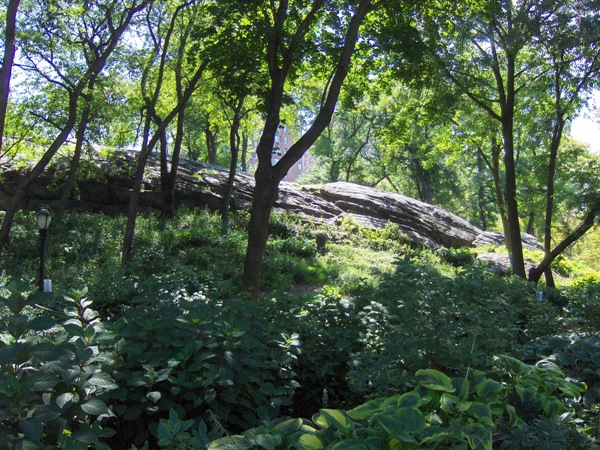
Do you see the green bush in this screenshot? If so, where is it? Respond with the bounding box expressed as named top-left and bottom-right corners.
top-left (105, 291), bottom-right (299, 447)
top-left (346, 258), bottom-right (562, 398)
top-left (0, 281), bottom-right (118, 449)
top-left (209, 357), bottom-right (592, 450)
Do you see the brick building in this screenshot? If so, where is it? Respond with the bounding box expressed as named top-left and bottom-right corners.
top-left (248, 124), bottom-right (318, 182)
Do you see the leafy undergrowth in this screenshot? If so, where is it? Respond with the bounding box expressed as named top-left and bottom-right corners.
top-left (0, 209), bottom-right (599, 448)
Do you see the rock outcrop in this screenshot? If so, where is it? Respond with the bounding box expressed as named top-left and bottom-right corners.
top-left (0, 154), bottom-right (542, 253)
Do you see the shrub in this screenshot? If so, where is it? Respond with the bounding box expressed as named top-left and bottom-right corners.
top-left (0, 281), bottom-right (118, 449)
top-left (105, 292), bottom-right (299, 447)
top-left (209, 356), bottom-right (593, 450)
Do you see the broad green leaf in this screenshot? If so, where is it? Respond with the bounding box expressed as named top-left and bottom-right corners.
top-left (208, 435), bottom-right (255, 450)
top-left (319, 409), bottom-right (354, 432)
top-left (330, 439), bottom-right (370, 449)
top-left (254, 434), bottom-right (283, 449)
top-left (399, 390), bottom-right (431, 409)
top-left (374, 408), bottom-right (425, 443)
top-left (80, 398), bottom-right (110, 416)
top-left (440, 393), bottom-right (471, 413)
top-left (86, 372), bottom-right (118, 390)
top-left (57, 392), bottom-right (79, 409)
top-left (272, 418), bottom-right (303, 434)
top-left (465, 424), bottom-right (492, 450)
top-left (475, 379), bottom-right (503, 399)
top-left (467, 402), bottom-right (493, 426)
top-left (515, 385), bottom-right (537, 404)
top-left (297, 433), bottom-right (324, 450)
top-left (506, 404), bottom-right (520, 428)
top-left (348, 400), bottom-right (382, 421)
top-left (147, 391), bottom-right (162, 403)
top-left (452, 377), bottom-right (469, 401)
top-left (28, 315), bottom-right (57, 332)
top-left (415, 369), bottom-right (454, 392)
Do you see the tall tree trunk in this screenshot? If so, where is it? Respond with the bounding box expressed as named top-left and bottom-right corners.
top-left (221, 98), bottom-right (244, 235)
top-left (159, 128), bottom-right (168, 193)
top-left (163, 109), bottom-right (186, 217)
top-left (476, 148), bottom-right (488, 230)
top-left (529, 202), bottom-right (600, 283)
top-left (205, 126), bottom-right (218, 164)
top-left (122, 58), bottom-right (209, 262)
top-left (240, 129), bottom-right (248, 173)
top-left (56, 80), bottom-right (96, 217)
top-left (122, 113), bottom-right (154, 264)
top-left (490, 139), bottom-right (511, 250)
top-left (241, 0), bottom-right (376, 298)
top-left (414, 159), bottom-right (433, 204)
top-left (0, 93), bottom-right (78, 245)
top-left (526, 211), bottom-right (535, 235)
top-left (496, 49), bottom-right (525, 277)
top-left (0, 0), bottom-right (20, 157)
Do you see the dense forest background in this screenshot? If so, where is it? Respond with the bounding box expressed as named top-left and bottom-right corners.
top-left (1, 0), bottom-right (600, 448)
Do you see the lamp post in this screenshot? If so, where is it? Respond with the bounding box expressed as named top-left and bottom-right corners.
top-left (37, 209), bottom-right (52, 292)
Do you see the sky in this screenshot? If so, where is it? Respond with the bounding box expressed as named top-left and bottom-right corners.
top-left (569, 91), bottom-right (600, 154)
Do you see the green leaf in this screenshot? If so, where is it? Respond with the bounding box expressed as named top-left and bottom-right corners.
top-left (208, 435), bottom-right (255, 450)
top-left (80, 398), bottom-right (110, 416)
top-left (272, 418), bottom-right (303, 434)
top-left (296, 433), bottom-right (324, 450)
top-left (505, 404), bottom-right (520, 428)
top-left (515, 385), bottom-right (537, 404)
top-left (86, 372), bottom-right (118, 390)
top-left (440, 393), bottom-right (471, 413)
top-left (28, 315), bottom-right (57, 332)
top-left (57, 392), bottom-right (80, 409)
top-left (319, 409), bottom-right (354, 432)
top-left (475, 379), bottom-right (503, 399)
top-left (254, 434), bottom-right (283, 449)
top-left (467, 402), bottom-right (493, 426)
top-left (415, 369), bottom-right (454, 392)
top-left (147, 391), bottom-right (162, 403)
top-left (374, 408), bottom-right (425, 443)
top-left (348, 400), bottom-right (382, 420)
top-left (330, 439), bottom-right (370, 449)
top-left (63, 324), bottom-right (84, 338)
top-left (465, 424), bottom-right (492, 450)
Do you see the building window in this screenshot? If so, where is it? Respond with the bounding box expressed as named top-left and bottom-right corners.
top-left (297, 162), bottom-right (302, 170)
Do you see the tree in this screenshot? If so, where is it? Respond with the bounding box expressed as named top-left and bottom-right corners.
top-left (527, 0), bottom-right (600, 284)
top-left (233, 0), bottom-right (384, 298)
top-left (0, 0), bottom-right (150, 246)
top-left (0, 0), bottom-right (20, 157)
top-left (121, 0), bottom-right (209, 262)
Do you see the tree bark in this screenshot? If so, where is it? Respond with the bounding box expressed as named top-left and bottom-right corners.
top-left (0, 0), bottom-right (149, 247)
top-left (122, 58), bottom-right (209, 263)
top-left (241, 0), bottom-right (377, 298)
top-left (56, 80), bottom-right (96, 217)
top-left (205, 126), bottom-right (218, 164)
top-left (220, 98), bottom-right (244, 235)
top-left (529, 203), bottom-right (600, 283)
top-left (0, 0), bottom-right (20, 157)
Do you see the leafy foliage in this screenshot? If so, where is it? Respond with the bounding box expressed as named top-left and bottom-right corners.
top-left (210, 359), bottom-right (592, 449)
top-left (1, 209), bottom-right (598, 447)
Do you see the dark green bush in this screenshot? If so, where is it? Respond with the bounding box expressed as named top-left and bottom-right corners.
top-left (105, 291), bottom-right (299, 447)
top-left (0, 281), bottom-right (118, 449)
top-left (209, 357), bottom-right (593, 450)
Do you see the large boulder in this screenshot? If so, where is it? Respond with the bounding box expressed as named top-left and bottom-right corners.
top-left (0, 154), bottom-right (541, 253)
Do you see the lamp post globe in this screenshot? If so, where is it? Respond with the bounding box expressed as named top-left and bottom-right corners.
top-left (37, 209), bottom-right (51, 291)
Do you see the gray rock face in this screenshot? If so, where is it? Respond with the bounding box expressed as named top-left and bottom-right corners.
top-left (0, 154), bottom-right (541, 254)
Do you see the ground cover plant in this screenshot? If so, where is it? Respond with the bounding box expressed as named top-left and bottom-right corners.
top-left (0, 209), bottom-right (599, 448)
